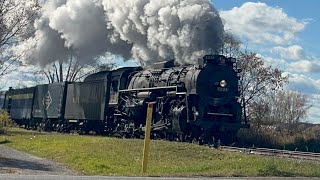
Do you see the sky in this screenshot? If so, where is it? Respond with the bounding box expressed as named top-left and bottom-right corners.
top-left (212, 0), bottom-right (320, 123)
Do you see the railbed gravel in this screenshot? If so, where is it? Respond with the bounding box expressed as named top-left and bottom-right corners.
top-left (0, 145), bottom-right (79, 175)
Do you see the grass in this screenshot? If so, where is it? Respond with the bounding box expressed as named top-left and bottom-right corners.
top-left (1, 128), bottom-right (320, 177)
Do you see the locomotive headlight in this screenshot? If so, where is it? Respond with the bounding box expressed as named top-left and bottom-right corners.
top-left (220, 80), bottom-right (227, 87)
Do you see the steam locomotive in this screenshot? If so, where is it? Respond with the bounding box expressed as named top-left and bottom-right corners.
top-left (0, 55), bottom-right (248, 144)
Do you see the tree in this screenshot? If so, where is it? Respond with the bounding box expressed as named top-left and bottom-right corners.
top-left (250, 90), bottom-right (311, 133)
top-left (220, 32), bottom-right (242, 58)
top-left (0, 0), bottom-right (39, 78)
top-left (238, 52), bottom-right (288, 106)
top-left (273, 91), bottom-right (310, 131)
top-left (37, 55), bottom-right (116, 83)
top-left (220, 33), bottom-right (288, 121)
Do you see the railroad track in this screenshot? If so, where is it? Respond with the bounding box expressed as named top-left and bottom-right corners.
top-left (220, 146), bottom-right (320, 162)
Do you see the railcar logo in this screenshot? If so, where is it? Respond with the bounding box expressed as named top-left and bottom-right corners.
top-left (43, 91), bottom-right (52, 110)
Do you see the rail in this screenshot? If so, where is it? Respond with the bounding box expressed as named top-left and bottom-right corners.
top-left (220, 146), bottom-right (320, 161)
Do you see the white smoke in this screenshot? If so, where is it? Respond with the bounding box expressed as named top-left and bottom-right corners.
top-left (15, 0), bottom-right (224, 66)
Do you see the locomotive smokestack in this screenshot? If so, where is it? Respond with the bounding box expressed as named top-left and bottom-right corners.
top-left (15, 0), bottom-right (224, 67)
top-left (152, 60), bottom-right (175, 69)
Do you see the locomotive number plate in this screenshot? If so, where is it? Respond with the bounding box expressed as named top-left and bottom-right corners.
top-left (217, 87), bottom-right (229, 92)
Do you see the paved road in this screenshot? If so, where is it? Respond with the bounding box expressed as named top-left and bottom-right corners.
top-left (0, 145), bottom-right (77, 175)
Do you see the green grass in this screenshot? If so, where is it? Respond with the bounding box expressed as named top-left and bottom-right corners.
top-left (1, 128), bottom-right (320, 177)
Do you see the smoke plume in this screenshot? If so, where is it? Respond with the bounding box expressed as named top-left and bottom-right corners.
top-left (16, 0), bottom-right (224, 66)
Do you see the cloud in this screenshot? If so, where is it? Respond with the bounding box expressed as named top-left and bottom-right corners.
top-left (279, 75), bottom-right (320, 123)
top-left (220, 2), bottom-right (307, 45)
top-left (271, 45), bottom-right (305, 60)
top-left (307, 106), bottom-right (320, 123)
top-left (288, 60), bottom-right (320, 73)
top-left (0, 65), bottom-right (44, 90)
top-left (219, 2), bottom-right (319, 123)
top-left (256, 54), bottom-right (286, 67)
top-left (305, 94), bottom-right (320, 123)
top-left (285, 73), bottom-right (320, 94)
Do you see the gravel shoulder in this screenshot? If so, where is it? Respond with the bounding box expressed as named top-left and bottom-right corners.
top-left (0, 145), bottom-right (78, 175)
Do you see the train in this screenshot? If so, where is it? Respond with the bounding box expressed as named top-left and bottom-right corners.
top-left (0, 55), bottom-right (249, 144)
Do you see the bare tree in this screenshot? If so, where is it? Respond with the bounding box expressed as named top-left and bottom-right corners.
top-left (274, 91), bottom-right (311, 131)
top-left (249, 96), bottom-right (272, 131)
top-left (39, 55), bottom-right (116, 83)
top-left (220, 33), bottom-right (288, 124)
top-left (220, 32), bottom-right (242, 58)
top-left (0, 0), bottom-right (39, 78)
top-left (250, 91), bottom-right (311, 133)
top-left (238, 52), bottom-right (288, 106)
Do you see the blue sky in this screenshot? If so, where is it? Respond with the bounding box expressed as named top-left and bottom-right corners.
top-left (212, 1), bottom-right (320, 123)
top-left (214, 0), bottom-right (320, 56)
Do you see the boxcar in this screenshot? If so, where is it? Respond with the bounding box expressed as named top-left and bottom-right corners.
top-left (4, 87), bottom-right (35, 126)
top-left (64, 71), bottom-right (110, 133)
top-left (32, 82), bottom-right (68, 130)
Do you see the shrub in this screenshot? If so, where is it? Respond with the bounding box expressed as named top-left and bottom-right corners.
top-left (0, 109), bottom-right (12, 134)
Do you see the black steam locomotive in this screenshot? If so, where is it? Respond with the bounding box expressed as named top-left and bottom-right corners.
top-left (0, 55), bottom-right (248, 144)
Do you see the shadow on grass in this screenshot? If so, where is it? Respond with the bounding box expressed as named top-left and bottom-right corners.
top-left (258, 162), bottom-right (298, 177)
top-left (6, 129), bottom-right (45, 136)
top-left (0, 139), bottom-right (10, 145)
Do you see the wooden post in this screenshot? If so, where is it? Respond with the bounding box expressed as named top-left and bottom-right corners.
top-left (142, 102), bottom-right (155, 173)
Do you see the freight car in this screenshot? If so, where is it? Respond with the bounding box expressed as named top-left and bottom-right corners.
top-left (32, 82), bottom-right (69, 131)
top-left (0, 55), bottom-right (248, 144)
top-left (3, 87), bottom-right (35, 127)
